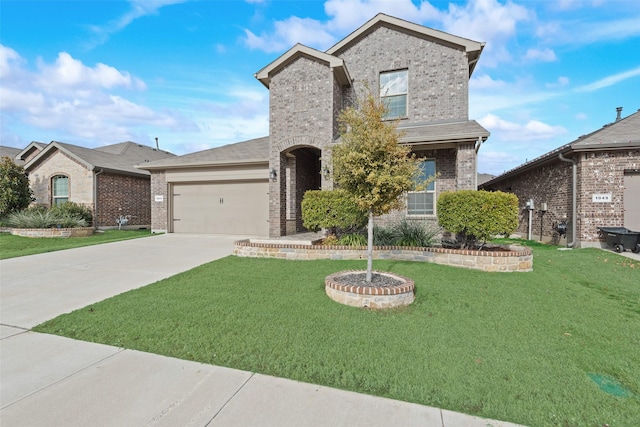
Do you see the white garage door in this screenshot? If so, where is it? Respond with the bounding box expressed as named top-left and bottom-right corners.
top-left (172, 181), bottom-right (269, 235)
top-left (624, 171), bottom-right (640, 231)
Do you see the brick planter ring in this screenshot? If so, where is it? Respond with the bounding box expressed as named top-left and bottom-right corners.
top-left (325, 270), bottom-right (415, 309)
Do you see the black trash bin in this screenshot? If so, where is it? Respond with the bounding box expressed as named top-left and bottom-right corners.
top-left (598, 227), bottom-right (640, 253)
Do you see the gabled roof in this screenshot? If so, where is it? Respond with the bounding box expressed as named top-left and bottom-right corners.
top-left (326, 13), bottom-right (485, 77)
top-left (255, 44), bottom-right (351, 88)
top-left (137, 136), bottom-right (269, 170)
top-left (14, 141), bottom-right (47, 165)
top-left (480, 109), bottom-right (640, 188)
top-left (25, 141), bottom-right (175, 177)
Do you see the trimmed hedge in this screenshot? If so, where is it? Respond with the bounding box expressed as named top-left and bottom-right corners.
top-left (437, 190), bottom-right (518, 248)
top-left (301, 189), bottom-right (367, 235)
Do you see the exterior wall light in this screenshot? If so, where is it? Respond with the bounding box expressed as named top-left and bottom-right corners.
top-left (322, 166), bottom-right (330, 178)
top-left (269, 168), bottom-right (277, 181)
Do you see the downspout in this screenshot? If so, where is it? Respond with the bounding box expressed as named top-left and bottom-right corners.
top-left (558, 153), bottom-right (576, 247)
top-left (93, 168), bottom-right (103, 230)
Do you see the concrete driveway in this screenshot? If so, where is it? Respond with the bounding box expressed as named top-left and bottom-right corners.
top-left (0, 233), bottom-right (523, 427)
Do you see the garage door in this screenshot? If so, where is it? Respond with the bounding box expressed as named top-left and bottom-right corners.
top-left (624, 171), bottom-right (640, 230)
top-left (172, 181), bottom-right (269, 235)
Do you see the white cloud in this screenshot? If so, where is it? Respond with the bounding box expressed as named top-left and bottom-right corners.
top-left (575, 112), bottom-right (587, 120)
top-left (324, 0), bottom-right (441, 33)
top-left (575, 66), bottom-right (640, 92)
top-left (470, 73), bottom-right (506, 90)
top-left (0, 46), bottom-right (197, 147)
top-left (35, 52), bottom-right (146, 92)
top-left (545, 76), bottom-right (569, 89)
top-left (441, 0), bottom-right (532, 66)
top-left (86, 0), bottom-right (188, 48)
top-left (244, 17), bottom-right (336, 52)
top-left (525, 48), bottom-right (557, 62)
top-left (479, 113), bottom-right (568, 141)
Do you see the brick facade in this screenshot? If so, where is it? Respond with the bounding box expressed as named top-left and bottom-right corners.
top-left (482, 149), bottom-right (640, 247)
top-left (335, 25), bottom-right (469, 122)
top-left (28, 150), bottom-right (94, 209)
top-left (150, 171), bottom-right (168, 233)
top-left (96, 173), bottom-right (151, 228)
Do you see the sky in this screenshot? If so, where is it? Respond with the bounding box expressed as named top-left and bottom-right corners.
top-left (1, 0), bottom-right (639, 176)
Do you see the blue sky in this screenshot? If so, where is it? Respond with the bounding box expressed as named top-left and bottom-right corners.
top-left (1, 0), bottom-right (639, 175)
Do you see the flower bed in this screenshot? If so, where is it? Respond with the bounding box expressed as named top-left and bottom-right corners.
top-left (9, 227), bottom-right (94, 238)
top-left (234, 240), bottom-right (533, 272)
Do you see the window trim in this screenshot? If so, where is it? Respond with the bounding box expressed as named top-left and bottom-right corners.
top-left (380, 69), bottom-right (408, 120)
top-left (407, 159), bottom-right (436, 217)
top-left (52, 175), bottom-right (69, 206)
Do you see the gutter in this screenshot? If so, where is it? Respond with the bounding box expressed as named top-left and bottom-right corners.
top-left (558, 153), bottom-right (576, 248)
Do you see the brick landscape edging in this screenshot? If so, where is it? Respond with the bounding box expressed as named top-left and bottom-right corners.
top-left (9, 227), bottom-right (94, 238)
top-left (234, 240), bottom-right (533, 272)
top-left (325, 270), bottom-right (415, 309)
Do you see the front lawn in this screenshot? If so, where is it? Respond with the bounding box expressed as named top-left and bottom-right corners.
top-left (34, 244), bottom-right (640, 426)
top-left (0, 230), bottom-right (154, 259)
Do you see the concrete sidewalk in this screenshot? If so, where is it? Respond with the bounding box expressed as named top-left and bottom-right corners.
top-left (1, 234), bottom-right (525, 426)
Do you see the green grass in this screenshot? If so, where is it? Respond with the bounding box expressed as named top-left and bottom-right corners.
top-left (34, 244), bottom-right (640, 426)
top-left (0, 230), bottom-right (154, 259)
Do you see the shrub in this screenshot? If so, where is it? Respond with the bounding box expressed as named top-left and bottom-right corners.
top-left (373, 225), bottom-right (395, 246)
top-left (391, 219), bottom-right (441, 247)
top-left (0, 156), bottom-right (34, 218)
top-left (437, 190), bottom-right (518, 249)
top-left (51, 202), bottom-right (93, 224)
top-left (322, 235), bottom-right (340, 246)
top-left (301, 189), bottom-right (367, 235)
top-left (338, 233), bottom-right (368, 247)
top-left (5, 207), bottom-right (88, 228)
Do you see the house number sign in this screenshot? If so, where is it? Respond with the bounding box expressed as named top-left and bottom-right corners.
top-left (154, 195), bottom-right (164, 202)
top-left (592, 194), bottom-right (611, 203)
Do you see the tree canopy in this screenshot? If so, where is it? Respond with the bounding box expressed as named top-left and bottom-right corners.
top-left (0, 156), bottom-right (34, 218)
top-left (332, 91), bottom-right (423, 282)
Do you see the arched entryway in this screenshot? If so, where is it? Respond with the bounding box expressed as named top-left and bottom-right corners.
top-left (283, 146), bottom-right (322, 235)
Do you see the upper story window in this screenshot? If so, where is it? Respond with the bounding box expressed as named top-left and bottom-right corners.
top-left (380, 69), bottom-right (408, 119)
top-left (407, 159), bottom-right (436, 216)
top-left (52, 175), bottom-right (69, 206)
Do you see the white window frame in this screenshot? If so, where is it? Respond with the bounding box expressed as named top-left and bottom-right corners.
top-left (380, 69), bottom-right (408, 120)
top-left (407, 160), bottom-right (436, 216)
top-left (52, 175), bottom-right (69, 206)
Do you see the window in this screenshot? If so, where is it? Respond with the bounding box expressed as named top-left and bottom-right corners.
top-left (380, 70), bottom-right (408, 119)
top-left (52, 175), bottom-right (69, 206)
top-left (407, 160), bottom-right (435, 215)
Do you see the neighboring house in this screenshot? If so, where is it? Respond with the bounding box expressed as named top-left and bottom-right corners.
top-left (1, 146), bottom-right (25, 165)
top-left (479, 108), bottom-right (640, 248)
top-left (15, 141), bottom-right (175, 228)
top-left (140, 13), bottom-right (489, 237)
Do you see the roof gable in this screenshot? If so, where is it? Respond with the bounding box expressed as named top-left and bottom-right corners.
top-left (255, 43), bottom-right (351, 88)
top-left (24, 141), bottom-right (176, 177)
top-left (326, 13), bottom-right (484, 76)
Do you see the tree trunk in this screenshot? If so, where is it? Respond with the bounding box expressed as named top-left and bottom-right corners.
top-left (366, 208), bottom-right (373, 283)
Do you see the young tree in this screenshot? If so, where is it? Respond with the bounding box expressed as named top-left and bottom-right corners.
top-left (332, 92), bottom-right (423, 283)
top-left (0, 156), bottom-right (34, 218)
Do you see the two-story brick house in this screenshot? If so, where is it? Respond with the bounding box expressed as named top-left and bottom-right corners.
top-left (14, 140), bottom-right (175, 228)
top-left (140, 13), bottom-right (489, 237)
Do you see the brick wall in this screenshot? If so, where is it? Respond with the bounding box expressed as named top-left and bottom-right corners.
top-left (268, 55), bottom-right (336, 236)
top-left (335, 24), bottom-right (469, 123)
top-left (150, 171), bottom-right (168, 232)
top-left (578, 149), bottom-right (640, 243)
top-left (28, 150), bottom-right (94, 208)
top-left (482, 149), bottom-right (640, 246)
top-left (96, 173), bottom-right (150, 228)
